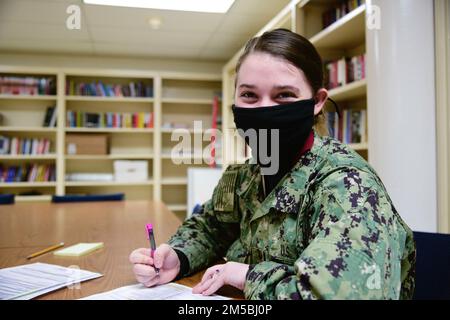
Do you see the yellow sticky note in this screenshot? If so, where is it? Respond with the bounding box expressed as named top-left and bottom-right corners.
top-left (54, 242), bottom-right (104, 257)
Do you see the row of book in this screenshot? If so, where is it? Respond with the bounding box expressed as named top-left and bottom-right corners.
top-left (66, 111), bottom-right (154, 128)
top-left (0, 136), bottom-right (52, 155)
top-left (66, 80), bottom-right (153, 97)
top-left (0, 164), bottom-right (56, 183)
top-left (325, 54), bottom-right (366, 90)
top-left (328, 109), bottom-right (367, 144)
top-left (322, 0), bottom-right (365, 29)
top-left (0, 76), bottom-right (56, 96)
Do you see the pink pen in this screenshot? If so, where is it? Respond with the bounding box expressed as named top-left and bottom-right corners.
top-left (146, 223), bottom-right (160, 275)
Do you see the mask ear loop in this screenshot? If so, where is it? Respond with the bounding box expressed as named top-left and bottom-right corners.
top-left (327, 97), bottom-right (341, 118)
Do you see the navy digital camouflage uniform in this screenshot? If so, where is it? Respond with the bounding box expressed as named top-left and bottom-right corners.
top-left (167, 131), bottom-right (416, 299)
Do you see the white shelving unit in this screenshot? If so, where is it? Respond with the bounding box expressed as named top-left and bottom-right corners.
top-left (159, 76), bottom-right (221, 214)
top-left (0, 68), bottom-right (221, 213)
top-left (0, 182), bottom-right (57, 187)
top-left (0, 71), bottom-right (58, 201)
top-left (0, 127), bottom-right (58, 132)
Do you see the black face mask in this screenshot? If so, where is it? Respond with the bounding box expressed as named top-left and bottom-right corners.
top-left (232, 98), bottom-right (315, 181)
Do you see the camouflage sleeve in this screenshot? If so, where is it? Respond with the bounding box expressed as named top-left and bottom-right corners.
top-left (244, 167), bottom-right (411, 300)
top-left (167, 167), bottom-right (241, 276)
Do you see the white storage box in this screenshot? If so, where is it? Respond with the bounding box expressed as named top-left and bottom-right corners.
top-left (113, 160), bottom-right (148, 182)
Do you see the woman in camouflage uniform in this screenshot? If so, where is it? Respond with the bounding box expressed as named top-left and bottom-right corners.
top-left (129, 28), bottom-right (415, 300)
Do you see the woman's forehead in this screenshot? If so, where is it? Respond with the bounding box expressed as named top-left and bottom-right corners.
top-left (237, 52), bottom-right (307, 88)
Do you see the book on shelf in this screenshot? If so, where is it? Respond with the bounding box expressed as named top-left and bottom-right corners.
top-left (0, 136), bottom-right (51, 155)
top-left (325, 54), bottom-right (366, 90)
top-left (322, 0), bottom-right (365, 29)
top-left (66, 80), bottom-right (153, 98)
top-left (0, 163), bottom-right (56, 183)
top-left (85, 113), bottom-right (101, 128)
top-left (0, 75), bottom-right (56, 95)
top-left (328, 109), bottom-right (367, 145)
top-left (66, 111), bottom-right (154, 129)
top-left (0, 135), bottom-right (8, 154)
top-left (65, 173), bottom-right (114, 182)
top-left (43, 105), bottom-right (57, 127)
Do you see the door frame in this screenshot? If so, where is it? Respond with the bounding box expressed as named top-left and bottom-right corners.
top-left (435, 0), bottom-right (450, 233)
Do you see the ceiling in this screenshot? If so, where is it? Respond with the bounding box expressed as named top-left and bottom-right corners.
top-left (0, 0), bottom-right (291, 62)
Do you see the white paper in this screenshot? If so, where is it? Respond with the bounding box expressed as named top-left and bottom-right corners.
top-left (81, 283), bottom-right (230, 300)
top-left (0, 262), bottom-right (102, 300)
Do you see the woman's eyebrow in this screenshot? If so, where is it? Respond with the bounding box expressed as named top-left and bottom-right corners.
top-left (273, 85), bottom-right (300, 94)
top-left (238, 84), bottom-right (256, 89)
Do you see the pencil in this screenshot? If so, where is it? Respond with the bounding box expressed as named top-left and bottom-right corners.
top-left (26, 242), bottom-right (65, 259)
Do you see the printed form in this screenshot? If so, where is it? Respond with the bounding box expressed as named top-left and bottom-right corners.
top-left (81, 283), bottom-right (230, 300)
top-left (0, 262), bottom-right (102, 300)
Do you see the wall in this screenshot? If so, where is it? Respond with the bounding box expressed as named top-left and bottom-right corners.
top-left (0, 51), bottom-right (223, 75)
top-left (366, 0), bottom-right (437, 232)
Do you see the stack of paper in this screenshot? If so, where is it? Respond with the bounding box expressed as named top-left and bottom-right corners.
top-left (0, 262), bottom-right (102, 300)
top-left (81, 283), bottom-right (230, 300)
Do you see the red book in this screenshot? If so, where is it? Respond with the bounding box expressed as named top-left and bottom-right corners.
top-left (44, 166), bottom-right (50, 182)
top-left (210, 96), bottom-right (219, 168)
top-left (132, 113), bottom-right (137, 128)
top-left (338, 111), bottom-right (344, 142)
top-left (146, 113), bottom-right (154, 128)
top-left (37, 139), bottom-right (44, 154)
top-left (114, 85), bottom-right (121, 97)
top-left (44, 139), bottom-right (50, 154)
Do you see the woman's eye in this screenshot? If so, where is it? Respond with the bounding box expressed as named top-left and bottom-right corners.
top-left (277, 92), bottom-right (296, 99)
top-left (240, 92), bottom-right (256, 99)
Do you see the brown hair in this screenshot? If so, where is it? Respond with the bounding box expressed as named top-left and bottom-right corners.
top-left (235, 28), bottom-right (328, 135)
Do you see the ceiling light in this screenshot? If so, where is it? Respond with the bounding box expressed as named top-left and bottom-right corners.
top-left (148, 17), bottom-right (162, 30)
top-left (83, 0), bottom-right (235, 13)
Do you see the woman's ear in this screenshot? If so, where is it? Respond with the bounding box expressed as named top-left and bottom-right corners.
top-left (313, 88), bottom-right (328, 116)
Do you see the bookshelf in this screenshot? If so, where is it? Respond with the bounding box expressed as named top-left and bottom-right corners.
top-left (0, 95), bottom-right (57, 101)
top-left (0, 181), bottom-right (57, 188)
top-left (65, 96), bottom-right (154, 103)
top-left (222, 0), bottom-right (369, 167)
top-left (0, 68), bottom-right (221, 213)
top-left (0, 154), bottom-right (57, 160)
top-left (160, 77), bottom-right (221, 215)
top-left (0, 72), bottom-right (58, 201)
top-left (65, 128), bottom-right (154, 133)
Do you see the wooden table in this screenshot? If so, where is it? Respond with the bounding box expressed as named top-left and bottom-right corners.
top-left (0, 201), bottom-right (243, 299)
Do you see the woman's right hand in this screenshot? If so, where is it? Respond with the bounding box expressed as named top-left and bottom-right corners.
top-left (129, 244), bottom-right (180, 287)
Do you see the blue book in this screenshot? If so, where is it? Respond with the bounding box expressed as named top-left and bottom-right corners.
top-left (90, 83), bottom-right (97, 96)
top-left (6, 167), bottom-right (15, 182)
top-left (145, 85), bottom-right (153, 97)
top-left (52, 193), bottom-right (124, 203)
top-left (106, 85), bottom-right (114, 97)
top-left (98, 81), bottom-right (106, 96)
